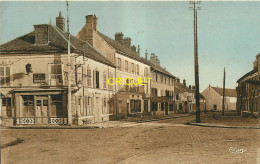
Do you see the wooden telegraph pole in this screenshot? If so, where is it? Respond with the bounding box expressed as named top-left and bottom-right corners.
top-left (190, 1), bottom-right (201, 123)
top-left (222, 67), bottom-right (226, 116)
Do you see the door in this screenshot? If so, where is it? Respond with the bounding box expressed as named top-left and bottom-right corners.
top-left (144, 100), bottom-right (148, 112)
top-left (213, 104), bottom-right (217, 111)
top-left (35, 96), bottom-right (48, 124)
top-left (165, 102), bottom-right (168, 115)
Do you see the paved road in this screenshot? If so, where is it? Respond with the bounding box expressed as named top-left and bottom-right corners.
top-left (1, 115), bottom-right (259, 164)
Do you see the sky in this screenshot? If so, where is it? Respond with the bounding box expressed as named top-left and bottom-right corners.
top-left (0, 1), bottom-right (259, 91)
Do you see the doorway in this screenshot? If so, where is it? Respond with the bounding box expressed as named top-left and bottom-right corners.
top-left (35, 96), bottom-right (48, 124)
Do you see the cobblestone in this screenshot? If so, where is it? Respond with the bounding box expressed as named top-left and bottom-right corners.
top-left (1, 115), bottom-right (259, 164)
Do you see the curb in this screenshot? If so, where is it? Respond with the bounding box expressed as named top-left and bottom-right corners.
top-left (186, 122), bottom-right (260, 129)
top-left (4, 126), bottom-right (99, 129)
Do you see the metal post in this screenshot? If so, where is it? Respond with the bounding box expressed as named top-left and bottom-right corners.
top-left (66, 0), bottom-right (72, 125)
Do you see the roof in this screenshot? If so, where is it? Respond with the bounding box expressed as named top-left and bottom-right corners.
top-left (237, 69), bottom-right (258, 83)
top-left (0, 24), bottom-right (115, 67)
top-left (98, 31), bottom-right (176, 78)
top-left (175, 82), bottom-right (192, 93)
top-left (211, 87), bottom-right (237, 97)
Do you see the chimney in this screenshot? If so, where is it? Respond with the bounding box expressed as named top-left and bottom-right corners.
top-left (77, 15), bottom-right (98, 45)
top-left (123, 37), bottom-right (131, 48)
top-left (189, 85), bottom-right (191, 89)
top-left (131, 45), bottom-right (136, 52)
top-left (145, 49), bottom-right (148, 60)
top-left (137, 45), bottom-right (140, 56)
top-left (177, 78), bottom-right (180, 83)
top-left (156, 58), bottom-right (160, 67)
top-left (56, 11), bottom-right (65, 31)
top-left (253, 60), bottom-right (257, 69)
top-left (192, 85), bottom-right (195, 90)
top-left (150, 53), bottom-right (156, 65)
top-left (115, 32), bottom-right (124, 44)
top-left (34, 25), bottom-right (49, 45)
top-left (183, 79), bottom-right (186, 86)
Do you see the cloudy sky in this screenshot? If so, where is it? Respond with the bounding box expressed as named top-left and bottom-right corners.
top-left (1, 1), bottom-right (259, 91)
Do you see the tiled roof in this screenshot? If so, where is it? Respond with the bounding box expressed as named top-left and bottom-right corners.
top-left (211, 87), bottom-right (237, 97)
top-left (175, 82), bottom-right (191, 93)
top-left (0, 24), bottom-right (115, 67)
top-left (237, 69), bottom-right (258, 83)
top-left (97, 31), bottom-right (176, 78)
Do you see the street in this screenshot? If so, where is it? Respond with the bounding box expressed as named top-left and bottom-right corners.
top-left (1, 115), bottom-right (259, 164)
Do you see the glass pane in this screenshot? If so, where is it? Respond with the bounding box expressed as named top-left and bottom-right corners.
top-left (37, 100), bottom-right (41, 106)
top-left (6, 67), bottom-right (10, 76)
top-left (56, 65), bottom-right (62, 74)
top-left (43, 100), bottom-right (48, 106)
top-left (0, 67), bottom-right (4, 76)
top-left (2, 98), bottom-right (7, 106)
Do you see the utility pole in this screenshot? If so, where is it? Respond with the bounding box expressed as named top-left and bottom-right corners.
top-left (222, 67), bottom-right (226, 116)
top-left (190, 1), bottom-right (201, 123)
top-left (67, 0), bottom-right (72, 125)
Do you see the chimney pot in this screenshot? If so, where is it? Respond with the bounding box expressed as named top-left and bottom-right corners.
top-left (56, 11), bottom-right (65, 31)
top-left (115, 32), bottom-right (124, 44)
top-left (183, 79), bottom-right (186, 86)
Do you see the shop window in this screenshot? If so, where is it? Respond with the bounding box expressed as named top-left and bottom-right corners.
top-left (33, 73), bottom-right (46, 83)
top-left (50, 95), bottom-right (63, 117)
top-left (22, 95), bottom-right (34, 117)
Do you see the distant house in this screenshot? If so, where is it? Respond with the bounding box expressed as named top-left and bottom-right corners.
top-left (236, 53), bottom-right (259, 115)
top-left (202, 86), bottom-right (237, 111)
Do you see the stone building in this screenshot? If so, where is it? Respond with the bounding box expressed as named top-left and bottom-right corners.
top-left (77, 15), bottom-right (151, 119)
top-left (202, 85), bottom-right (237, 111)
top-left (0, 12), bottom-right (115, 126)
top-left (236, 53), bottom-right (260, 116)
top-left (149, 54), bottom-right (176, 115)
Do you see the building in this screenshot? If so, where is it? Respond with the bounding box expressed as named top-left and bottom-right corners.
top-left (149, 53), bottom-right (176, 115)
top-left (77, 15), bottom-right (152, 119)
top-left (0, 12), bottom-right (116, 126)
top-left (174, 80), bottom-right (195, 113)
top-left (236, 54), bottom-right (260, 116)
top-left (202, 85), bottom-right (237, 111)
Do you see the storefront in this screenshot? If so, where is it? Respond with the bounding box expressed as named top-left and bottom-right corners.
top-left (13, 89), bottom-right (68, 125)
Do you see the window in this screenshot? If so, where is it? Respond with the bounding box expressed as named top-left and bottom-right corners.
top-left (117, 58), bottom-right (122, 70)
top-left (131, 63), bottom-right (134, 73)
top-left (161, 103), bottom-right (165, 111)
top-left (109, 72), bottom-right (113, 90)
top-left (87, 69), bottom-right (92, 87)
top-left (50, 95), bottom-right (63, 117)
top-left (160, 75), bottom-right (163, 83)
top-left (103, 73), bottom-right (107, 89)
top-left (144, 68), bottom-right (148, 77)
top-left (136, 65), bottom-right (139, 75)
top-left (165, 77), bottom-right (167, 84)
top-left (95, 71), bottom-right (99, 88)
top-left (125, 60), bottom-right (128, 72)
top-left (22, 95), bottom-right (34, 117)
top-left (49, 64), bottom-right (63, 85)
top-left (1, 97), bottom-right (12, 117)
top-left (0, 66), bottom-right (11, 86)
top-left (33, 73), bottom-right (46, 83)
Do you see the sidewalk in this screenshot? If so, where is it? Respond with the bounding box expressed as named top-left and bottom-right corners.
top-left (187, 122), bottom-right (260, 129)
top-left (187, 113), bottom-right (260, 129)
top-left (3, 114), bottom-right (192, 129)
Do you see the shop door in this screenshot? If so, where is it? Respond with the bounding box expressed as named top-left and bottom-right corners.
top-left (35, 96), bottom-right (49, 124)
